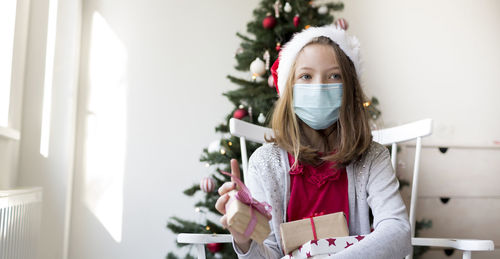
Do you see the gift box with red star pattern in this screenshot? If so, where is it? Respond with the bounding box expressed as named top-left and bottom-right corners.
top-left (279, 212), bottom-right (349, 254)
top-left (281, 235), bottom-right (366, 259)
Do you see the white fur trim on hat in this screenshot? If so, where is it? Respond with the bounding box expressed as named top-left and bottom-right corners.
top-left (276, 24), bottom-right (362, 95)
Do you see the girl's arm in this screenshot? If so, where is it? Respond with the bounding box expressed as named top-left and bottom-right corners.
top-left (231, 151), bottom-right (283, 259)
top-left (330, 147), bottom-right (412, 259)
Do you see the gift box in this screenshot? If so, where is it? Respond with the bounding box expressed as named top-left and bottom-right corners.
top-left (279, 212), bottom-right (349, 254)
top-left (281, 235), bottom-right (366, 259)
top-left (221, 171), bottom-right (272, 244)
top-left (225, 189), bottom-right (272, 243)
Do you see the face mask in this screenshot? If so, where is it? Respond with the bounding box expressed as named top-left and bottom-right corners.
top-left (293, 83), bottom-right (343, 130)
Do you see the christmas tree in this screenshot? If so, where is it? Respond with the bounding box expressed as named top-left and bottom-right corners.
top-left (166, 1), bottom-right (344, 258)
top-left (166, 1), bottom-right (427, 258)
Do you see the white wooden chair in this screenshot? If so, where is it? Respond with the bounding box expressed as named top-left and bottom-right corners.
top-left (177, 118), bottom-right (495, 259)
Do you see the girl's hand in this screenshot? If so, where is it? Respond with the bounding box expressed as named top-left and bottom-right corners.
top-left (215, 159), bottom-right (252, 251)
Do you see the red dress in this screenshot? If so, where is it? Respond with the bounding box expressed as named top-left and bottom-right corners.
top-left (286, 152), bottom-right (349, 226)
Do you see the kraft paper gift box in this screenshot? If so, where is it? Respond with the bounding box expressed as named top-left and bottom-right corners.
top-left (281, 235), bottom-right (366, 259)
top-left (279, 212), bottom-right (349, 254)
top-left (225, 189), bottom-right (272, 243)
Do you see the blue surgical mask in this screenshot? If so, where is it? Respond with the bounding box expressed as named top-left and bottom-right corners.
top-left (293, 83), bottom-right (343, 130)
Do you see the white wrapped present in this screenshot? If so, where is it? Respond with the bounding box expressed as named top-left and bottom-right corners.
top-left (281, 235), bottom-right (366, 259)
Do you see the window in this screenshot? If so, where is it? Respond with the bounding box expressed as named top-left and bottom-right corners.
top-left (0, 0), bottom-right (17, 128)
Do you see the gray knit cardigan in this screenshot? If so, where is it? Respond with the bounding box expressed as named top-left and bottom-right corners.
top-left (231, 141), bottom-right (412, 258)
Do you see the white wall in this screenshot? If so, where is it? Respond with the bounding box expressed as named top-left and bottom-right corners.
top-left (16, 0), bottom-right (81, 259)
top-left (342, 0), bottom-right (500, 148)
top-left (342, 2), bottom-right (500, 257)
top-left (69, 0), bottom-right (260, 258)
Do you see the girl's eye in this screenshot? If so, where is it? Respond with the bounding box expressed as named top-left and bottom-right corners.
top-left (300, 74), bottom-right (311, 80)
top-left (330, 73), bottom-right (342, 80)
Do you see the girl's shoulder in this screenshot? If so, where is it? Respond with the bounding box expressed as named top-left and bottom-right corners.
top-left (249, 142), bottom-right (284, 170)
top-left (351, 141), bottom-right (390, 166)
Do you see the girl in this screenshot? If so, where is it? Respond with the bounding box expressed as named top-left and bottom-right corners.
top-left (215, 25), bottom-right (412, 258)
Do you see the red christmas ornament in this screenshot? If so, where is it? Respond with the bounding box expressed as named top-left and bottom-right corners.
top-left (263, 15), bottom-right (277, 29)
top-left (275, 42), bottom-right (281, 51)
top-left (335, 18), bottom-right (349, 30)
top-left (233, 108), bottom-right (249, 119)
top-left (207, 242), bottom-right (223, 253)
top-left (293, 15), bottom-right (300, 27)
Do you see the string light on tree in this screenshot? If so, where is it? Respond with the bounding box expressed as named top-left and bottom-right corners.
top-left (220, 147), bottom-right (226, 155)
top-left (276, 42), bottom-right (281, 51)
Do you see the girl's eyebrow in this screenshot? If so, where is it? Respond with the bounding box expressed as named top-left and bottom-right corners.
top-left (297, 66), bottom-right (340, 71)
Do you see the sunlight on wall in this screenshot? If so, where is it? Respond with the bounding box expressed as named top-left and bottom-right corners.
top-left (84, 11), bottom-right (127, 243)
top-left (40, 0), bottom-right (58, 157)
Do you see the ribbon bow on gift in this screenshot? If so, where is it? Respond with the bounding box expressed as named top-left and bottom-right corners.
top-left (302, 212), bottom-right (325, 241)
top-left (221, 171), bottom-right (272, 238)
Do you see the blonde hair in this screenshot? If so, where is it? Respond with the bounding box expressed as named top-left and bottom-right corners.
top-left (265, 36), bottom-right (372, 169)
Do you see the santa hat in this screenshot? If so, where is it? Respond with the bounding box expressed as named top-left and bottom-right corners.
top-left (271, 24), bottom-right (362, 96)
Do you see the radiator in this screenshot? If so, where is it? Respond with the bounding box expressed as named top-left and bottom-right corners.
top-left (0, 187), bottom-right (42, 259)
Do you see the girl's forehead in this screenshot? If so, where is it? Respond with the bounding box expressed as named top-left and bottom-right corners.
top-left (295, 44), bottom-right (338, 69)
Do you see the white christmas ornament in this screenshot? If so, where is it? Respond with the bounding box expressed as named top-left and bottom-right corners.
top-left (318, 5), bottom-right (328, 15)
top-left (258, 113), bottom-right (266, 124)
top-left (208, 139), bottom-right (221, 153)
top-left (250, 57), bottom-right (266, 77)
top-left (284, 2), bottom-right (292, 13)
top-left (268, 75), bottom-right (274, 87)
top-left (200, 177), bottom-right (215, 193)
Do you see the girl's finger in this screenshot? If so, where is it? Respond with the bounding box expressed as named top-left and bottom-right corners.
top-left (230, 159), bottom-right (241, 188)
top-left (220, 214), bottom-right (228, 229)
top-left (215, 193), bottom-right (230, 215)
top-left (218, 181), bottom-right (237, 195)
